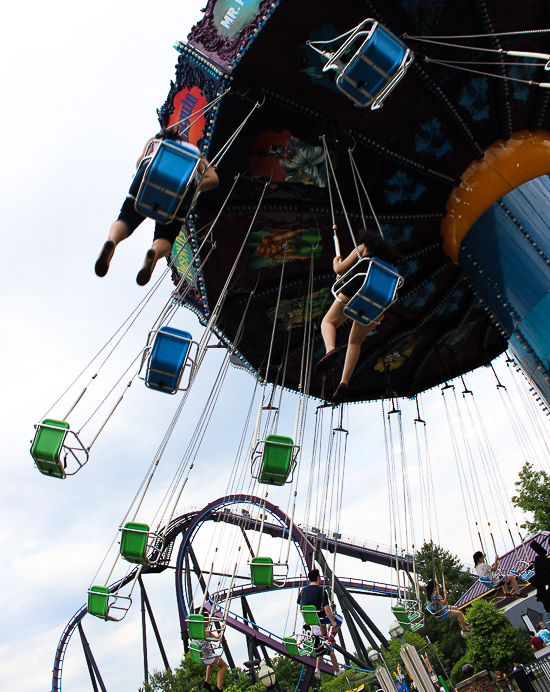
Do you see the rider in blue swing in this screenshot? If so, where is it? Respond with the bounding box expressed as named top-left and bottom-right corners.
top-left (315, 229), bottom-right (401, 403)
top-left (95, 127), bottom-right (219, 286)
top-left (298, 568), bottom-right (343, 649)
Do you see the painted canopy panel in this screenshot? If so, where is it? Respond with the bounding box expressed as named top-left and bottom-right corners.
top-left (157, 0), bottom-right (550, 402)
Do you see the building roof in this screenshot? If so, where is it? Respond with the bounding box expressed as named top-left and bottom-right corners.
top-left (455, 531), bottom-right (550, 608)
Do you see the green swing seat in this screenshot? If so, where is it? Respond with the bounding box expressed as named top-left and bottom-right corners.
top-left (189, 641), bottom-right (202, 664)
top-left (31, 418), bottom-right (70, 479)
top-left (259, 434), bottom-right (294, 485)
top-left (188, 613), bottom-right (208, 640)
top-left (120, 522), bottom-right (152, 565)
top-left (300, 637), bottom-right (314, 656)
top-left (283, 637), bottom-right (300, 656)
top-left (250, 557), bottom-right (275, 588)
top-left (88, 585), bottom-right (111, 620)
top-left (301, 605), bottom-right (321, 626)
top-left (391, 604), bottom-right (423, 632)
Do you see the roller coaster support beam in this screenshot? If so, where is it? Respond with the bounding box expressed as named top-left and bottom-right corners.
top-left (139, 576), bottom-right (171, 674)
top-left (78, 622), bottom-right (107, 692)
top-left (241, 597), bottom-right (282, 692)
top-left (315, 548), bottom-right (388, 650)
top-left (187, 545), bottom-right (235, 668)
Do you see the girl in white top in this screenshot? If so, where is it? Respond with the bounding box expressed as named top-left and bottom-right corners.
top-left (473, 551), bottom-right (526, 598)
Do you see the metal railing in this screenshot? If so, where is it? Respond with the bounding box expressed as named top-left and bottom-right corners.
top-left (506, 653), bottom-right (550, 692)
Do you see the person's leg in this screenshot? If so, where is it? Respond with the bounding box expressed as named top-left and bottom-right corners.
top-left (95, 221), bottom-right (132, 277)
top-left (216, 658), bottom-right (228, 689)
top-left (136, 238), bottom-right (172, 286)
top-left (341, 319), bottom-right (380, 385)
top-left (315, 655), bottom-right (322, 679)
top-left (329, 650), bottom-right (340, 673)
top-left (320, 301), bottom-right (348, 352)
top-left (449, 608), bottom-right (469, 630)
top-left (205, 662), bottom-right (215, 684)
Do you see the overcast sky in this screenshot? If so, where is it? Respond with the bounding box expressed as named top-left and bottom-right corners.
top-left (2, 2), bottom-right (550, 691)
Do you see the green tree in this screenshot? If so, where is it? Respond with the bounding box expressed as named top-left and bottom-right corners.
top-left (511, 462), bottom-right (550, 533)
top-left (464, 600), bottom-right (533, 672)
top-left (415, 541), bottom-right (474, 667)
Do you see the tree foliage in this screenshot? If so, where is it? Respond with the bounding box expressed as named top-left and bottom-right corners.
top-left (464, 600), bottom-right (533, 672)
top-left (415, 541), bottom-right (474, 667)
top-left (511, 462), bottom-right (550, 534)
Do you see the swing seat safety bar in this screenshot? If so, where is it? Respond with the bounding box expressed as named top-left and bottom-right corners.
top-left (135, 140), bottom-right (201, 224)
top-left (251, 435), bottom-right (300, 486)
top-left (332, 257), bottom-right (404, 326)
top-left (139, 326), bottom-right (198, 395)
top-left (249, 556), bottom-right (289, 589)
top-left (307, 19), bottom-right (414, 109)
top-left (30, 419), bottom-right (89, 479)
top-left (87, 585), bottom-right (132, 621)
top-left (119, 522), bottom-right (164, 566)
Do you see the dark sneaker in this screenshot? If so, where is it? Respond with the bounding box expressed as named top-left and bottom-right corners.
top-left (515, 593), bottom-right (527, 598)
top-left (203, 682), bottom-right (212, 692)
top-left (136, 248), bottom-right (158, 286)
top-left (315, 349), bottom-right (340, 374)
top-left (332, 382), bottom-right (348, 404)
top-left (95, 240), bottom-right (115, 277)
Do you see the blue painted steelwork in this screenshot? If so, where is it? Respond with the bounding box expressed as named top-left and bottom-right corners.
top-left (459, 175), bottom-right (550, 406)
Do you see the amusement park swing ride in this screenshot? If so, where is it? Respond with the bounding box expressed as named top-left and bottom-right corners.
top-left (28, 1), bottom-right (550, 690)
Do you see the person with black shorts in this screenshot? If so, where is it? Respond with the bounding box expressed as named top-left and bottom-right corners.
top-left (95, 127), bottom-right (218, 286)
top-left (297, 568), bottom-right (343, 647)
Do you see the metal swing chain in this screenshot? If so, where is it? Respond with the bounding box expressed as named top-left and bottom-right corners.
top-left (322, 135), bottom-right (361, 260)
top-left (406, 28), bottom-right (550, 41)
top-left (424, 57), bottom-right (550, 89)
top-left (348, 148), bottom-right (385, 239)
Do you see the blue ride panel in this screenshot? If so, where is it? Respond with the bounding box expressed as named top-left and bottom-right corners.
top-left (342, 258), bottom-right (401, 325)
top-left (459, 175), bottom-right (550, 406)
top-left (136, 141), bottom-right (200, 223)
top-left (146, 326), bottom-right (193, 394)
top-left (338, 23), bottom-right (409, 107)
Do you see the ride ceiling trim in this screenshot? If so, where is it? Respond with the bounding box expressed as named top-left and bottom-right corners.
top-left (219, 204), bottom-right (445, 221)
top-left (257, 87), bottom-right (457, 187)
top-left (441, 129), bottom-right (550, 262)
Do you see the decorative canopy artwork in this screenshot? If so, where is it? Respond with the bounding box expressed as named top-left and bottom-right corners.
top-left (158, 0), bottom-right (550, 403)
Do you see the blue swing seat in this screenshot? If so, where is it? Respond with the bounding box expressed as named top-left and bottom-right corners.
top-left (135, 140), bottom-right (201, 223)
top-left (145, 326), bottom-right (194, 394)
top-left (426, 603), bottom-right (449, 620)
top-left (308, 19), bottom-right (413, 109)
top-left (333, 257), bottom-right (403, 326)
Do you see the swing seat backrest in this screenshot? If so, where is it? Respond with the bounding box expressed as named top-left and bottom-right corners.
top-left (188, 613), bottom-right (207, 640)
top-left (301, 605), bottom-right (321, 626)
top-left (337, 23), bottom-right (411, 108)
top-left (31, 419), bottom-right (70, 478)
top-left (391, 604), bottom-right (423, 632)
top-left (88, 585), bottom-right (111, 620)
top-left (120, 522), bottom-right (151, 565)
top-left (146, 327), bottom-right (193, 394)
top-left (342, 258), bottom-right (402, 326)
top-left (283, 637), bottom-right (300, 656)
top-left (250, 556), bottom-right (275, 588)
top-left (189, 641), bottom-right (202, 664)
top-left (425, 603), bottom-right (449, 620)
top-left (478, 576), bottom-right (495, 590)
top-left (259, 434), bottom-right (294, 486)
top-left (135, 140), bottom-right (201, 222)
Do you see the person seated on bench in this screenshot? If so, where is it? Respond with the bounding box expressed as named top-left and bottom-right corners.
top-left (315, 229), bottom-right (401, 403)
top-left (193, 624), bottom-right (228, 692)
top-left (473, 551), bottom-right (526, 598)
top-left (311, 624), bottom-right (344, 679)
top-left (297, 568), bottom-right (342, 646)
top-left (425, 580), bottom-right (471, 633)
top-left (95, 127), bottom-right (219, 286)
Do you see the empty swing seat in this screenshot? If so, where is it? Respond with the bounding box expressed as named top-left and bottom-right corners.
top-left (301, 605), bottom-right (321, 627)
top-left (120, 522), bottom-right (151, 565)
top-left (31, 418), bottom-right (70, 479)
top-left (308, 20), bottom-right (413, 109)
top-left (284, 637), bottom-right (300, 656)
top-left (250, 557), bottom-right (275, 588)
top-left (146, 327), bottom-right (193, 394)
top-left (88, 585), bottom-right (111, 620)
top-left (135, 140), bottom-right (201, 223)
top-left (334, 257), bottom-right (403, 326)
top-left (259, 434), bottom-right (294, 485)
top-left (391, 604), bottom-right (423, 632)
